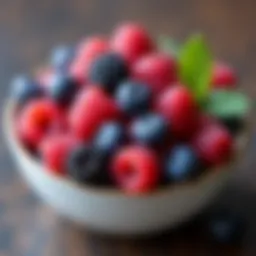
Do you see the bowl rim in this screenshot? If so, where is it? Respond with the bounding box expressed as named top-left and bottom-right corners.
top-left (3, 100), bottom-right (249, 198)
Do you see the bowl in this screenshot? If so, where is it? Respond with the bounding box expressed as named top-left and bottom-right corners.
top-left (3, 101), bottom-right (247, 235)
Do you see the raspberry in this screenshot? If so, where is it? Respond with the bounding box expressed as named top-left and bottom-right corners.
top-left (18, 99), bottom-right (61, 147)
top-left (157, 85), bottom-right (199, 138)
top-left (192, 123), bottom-right (233, 165)
top-left (69, 87), bottom-right (119, 141)
top-left (77, 36), bottom-right (109, 61)
top-left (111, 23), bottom-right (153, 64)
top-left (69, 59), bottom-right (87, 85)
top-left (212, 62), bottom-right (237, 88)
top-left (70, 37), bottom-right (109, 85)
top-left (112, 146), bottom-right (160, 194)
top-left (132, 53), bottom-right (177, 94)
top-left (39, 134), bottom-right (77, 175)
top-left (17, 117), bottom-right (43, 149)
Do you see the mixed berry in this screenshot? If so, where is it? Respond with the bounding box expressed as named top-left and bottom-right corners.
top-left (10, 23), bottom-right (250, 194)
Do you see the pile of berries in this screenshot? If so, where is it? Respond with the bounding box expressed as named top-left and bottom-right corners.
top-left (11, 23), bottom-right (241, 194)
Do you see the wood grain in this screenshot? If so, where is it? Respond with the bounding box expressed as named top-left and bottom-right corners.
top-left (0, 0), bottom-right (256, 255)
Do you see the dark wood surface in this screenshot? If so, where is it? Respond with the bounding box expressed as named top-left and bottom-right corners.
top-left (0, 0), bottom-right (256, 255)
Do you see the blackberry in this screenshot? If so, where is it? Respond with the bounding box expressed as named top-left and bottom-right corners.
top-left (67, 144), bottom-right (110, 185)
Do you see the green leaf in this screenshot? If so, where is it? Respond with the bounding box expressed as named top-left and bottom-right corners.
top-left (178, 34), bottom-right (212, 102)
top-left (205, 90), bottom-right (250, 119)
top-left (158, 35), bottom-right (180, 57)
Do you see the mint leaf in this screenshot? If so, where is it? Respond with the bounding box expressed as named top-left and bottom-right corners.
top-left (178, 34), bottom-right (212, 102)
top-left (205, 90), bottom-right (250, 119)
top-left (158, 35), bottom-right (180, 57)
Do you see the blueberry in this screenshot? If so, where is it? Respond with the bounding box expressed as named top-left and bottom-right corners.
top-left (164, 145), bottom-right (202, 182)
top-left (67, 144), bottom-right (110, 185)
top-left (50, 45), bottom-right (74, 71)
top-left (48, 73), bottom-right (77, 105)
top-left (94, 122), bottom-right (125, 154)
top-left (10, 75), bottom-right (44, 105)
top-left (207, 209), bottom-right (246, 244)
top-left (131, 113), bottom-right (168, 147)
top-left (89, 53), bottom-right (128, 93)
top-left (115, 80), bottom-right (152, 116)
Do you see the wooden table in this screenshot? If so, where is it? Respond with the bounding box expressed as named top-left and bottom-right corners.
top-left (0, 0), bottom-right (255, 255)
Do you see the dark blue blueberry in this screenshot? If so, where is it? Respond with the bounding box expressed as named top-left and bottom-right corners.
top-left (164, 145), bottom-right (201, 182)
top-left (89, 53), bottom-right (128, 93)
top-left (10, 75), bottom-right (44, 105)
top-left (208, 210), bottom-right (246, 244)
top-left (48, 73), bottom-right (77, 105)
top-left (50, 45), bottom-right (74, 71)
top-left (115, 80), bottom-right (152, 116)
top-left (131, 113), bottom-right (168, 147)
top-left (67, 144), bottom-right (110, 185)
top-left (94, 122), bottom-right (125, 154)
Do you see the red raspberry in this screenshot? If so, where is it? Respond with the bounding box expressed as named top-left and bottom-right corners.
top-left (78, 36), bottom-right (109, 60)
top-left (70, 59), bottom-right (87, 85)
top-left (132, 53), bottom-right (177, 94)
top-left (212, 62), bottom-right (237, 88)
top-left (69, 87), bottom-right (119, 141)
top-left (17, 118), bottom-right (43, 149)
top-left (192, 123), bottom-right (233, 166)
top-left (70, 37), bottom-right (109, 85)
top-left (49, 106), bottom-right (69, 133)
top-left (39, 134), bottom-right (77, 175)
top-left (112, 146), bottom-right (159, 194)
top-left (111, 23), bottom-right (153, 64)
top-left (18, 99), bottom-right (62, 148)
top-left (157, 85), bottom-right (199, 139)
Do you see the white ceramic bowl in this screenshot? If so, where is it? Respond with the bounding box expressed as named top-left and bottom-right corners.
top-left (3, 101), bottom-right (247, 235)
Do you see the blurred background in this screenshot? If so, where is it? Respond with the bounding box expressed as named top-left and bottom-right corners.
top-left (0, 0), bottom-right (256, 255)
